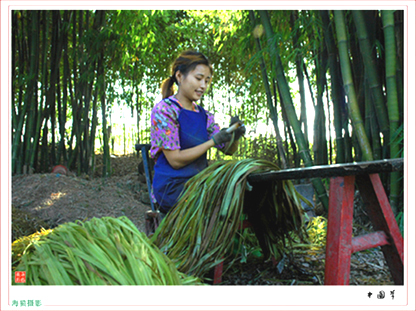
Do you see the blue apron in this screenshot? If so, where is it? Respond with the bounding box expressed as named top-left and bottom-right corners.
top-left (153, 98), bottom-right (208, 213)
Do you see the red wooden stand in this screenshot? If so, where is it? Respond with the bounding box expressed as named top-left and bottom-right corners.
top-left (214, 172), bottom-right (404, 285)
top-left (324, 174), bottom-right (403, 285)
top-left (213, 262), bottom-right (223, 284)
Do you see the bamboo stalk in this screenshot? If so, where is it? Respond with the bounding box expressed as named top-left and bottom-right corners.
top-left (321, 11), bottom-right (346, 163)
top-left (352, 11), bottom-right (390, 151)
top-left (382, 10), bottom-right (402, 214)
top-left (334, 10), bottom-right (373, 161)
top-left (258, 10), bottom-right (329, 210)
top-left (248, 11), bottom-right (287, 168)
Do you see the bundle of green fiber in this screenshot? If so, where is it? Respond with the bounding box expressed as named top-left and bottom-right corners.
top-left (12, 228), bottom-right (53, 269)
top-left (12, 216), bottom-right (203, 285)
top-left (151, 158), bottom-right (308, 278)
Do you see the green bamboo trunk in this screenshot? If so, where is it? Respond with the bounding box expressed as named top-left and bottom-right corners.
top-left (334, 10), bottom-right (373, 162)
top-left (58, 11), bottom-right (71, 165)
top-left (66, 11), bottom-right (77, 168)
top-left (313, 39), bottom-right (329, 165)
top-left (49, 11), bottom-right (64, 167)
top-left (365, 79), bottom-right (381, 161)
top-left (382, 10), bottom-right (402, 214)
top-left (291, 11), bottom-right (309, 146)
top-left (67, 11), bottom-right (81, 172)
top-left (29, 12), bottom-right (48, 171)
top-left (258, 10), bottom-right (328, 211)
top-left (393, 11), bottom-right (404, 122)
top-left (352, 10), bottom-right (390, 154)
top-left (364, 72), bottom-right (382, 160)
top-left (249, 11), bottom-right (287, 169)
top-left (321, 11), bottom-right (346, 163)
top-left (12, 11), bottom-right (39, 173)
top-left (98, 49), bottom-right (111, 177)
top-left (23, 11), bottom-right (40, 173)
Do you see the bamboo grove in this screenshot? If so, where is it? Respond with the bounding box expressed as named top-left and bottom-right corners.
top-left (11, 10), bottom-right (404, 214)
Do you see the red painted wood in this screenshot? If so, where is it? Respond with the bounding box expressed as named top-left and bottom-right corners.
top-left (368, 174), bottom-right (404, 260)
top-left (213, 173), bottom-right (403, 286)
top-left (241, 219), bottom-right (252, 229)
top-left (324, 176), bottom-right (355, 285)
top-left (351, 231), bottom-right (389, 253)
top-left (212, 220), bottom-right (251, 284)
top-left (356, 174), bottom-right (404, 285)
top-left (213, 261), bottom-right (223, 285)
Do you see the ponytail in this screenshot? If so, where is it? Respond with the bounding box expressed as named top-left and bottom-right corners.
top-left (161, 76), bottom-right (176, 99)
top-left (161, 50), bottom-right (212, 99)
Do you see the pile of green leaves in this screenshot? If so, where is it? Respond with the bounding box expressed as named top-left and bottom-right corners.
top-left (12, 228), bottom-right (53, 270)
top-left (151, 158), bottom-right (308, 279)
top-left (12, 216), bottom-right (203, 285)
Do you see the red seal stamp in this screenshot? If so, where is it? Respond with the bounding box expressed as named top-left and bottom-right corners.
top-left (14, 271), bottom-right (26, 283)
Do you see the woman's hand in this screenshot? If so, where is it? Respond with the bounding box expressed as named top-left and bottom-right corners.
top-left (212, 128), bottom-right (233, 146)
top-left (163, 125), bottom-right (238, 169)
top-left (229, 115), bottom-right (246, 140)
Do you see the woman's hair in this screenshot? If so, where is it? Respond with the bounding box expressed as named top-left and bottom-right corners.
top-left (161, 50), bottom-right (213, 99)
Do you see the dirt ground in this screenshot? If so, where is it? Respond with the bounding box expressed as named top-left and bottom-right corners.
top-left (11, 154), bottom-right (150, 240)
top-left (11, 154), bottom-right (395, 285)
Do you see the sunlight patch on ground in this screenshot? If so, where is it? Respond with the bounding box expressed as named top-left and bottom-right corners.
top-left (35, 192), bottom-right (67, 211)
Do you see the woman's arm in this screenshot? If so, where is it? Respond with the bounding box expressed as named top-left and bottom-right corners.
top-left (162, 139), bottom-right (215, 169)
top-left (164, 136), bottom-right (239, 169)
top-left (163, 127), bottom-right (233, 169)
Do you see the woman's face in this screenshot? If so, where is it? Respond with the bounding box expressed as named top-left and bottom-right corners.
top-left (176, 64), bottom-right (211, 104)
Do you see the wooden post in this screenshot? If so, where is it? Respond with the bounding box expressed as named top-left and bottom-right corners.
top-left (324, 176), bottom-right (355, 285)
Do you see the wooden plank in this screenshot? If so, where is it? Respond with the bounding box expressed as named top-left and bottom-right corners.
top-left (248, 158), bottom-right (403, 183)
top-left (351, 231), bottom-right (389, 253)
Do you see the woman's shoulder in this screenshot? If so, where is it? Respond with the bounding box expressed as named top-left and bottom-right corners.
top-left (162, 96), bottom-right (181, 107)
top-left (152, 97), bottom-right (181, 115)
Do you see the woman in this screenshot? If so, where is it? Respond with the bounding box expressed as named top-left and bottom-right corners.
top-left (150, 50), bottom-right (245, 216)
